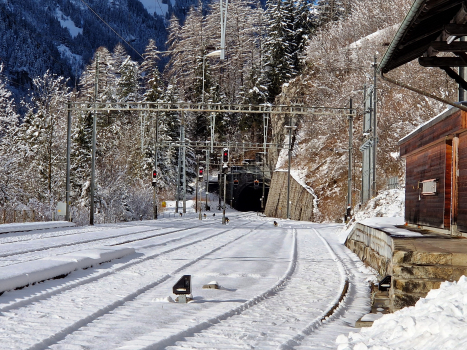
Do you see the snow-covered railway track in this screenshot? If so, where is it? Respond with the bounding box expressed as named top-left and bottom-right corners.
top-left (291, 228), bottom-right (372, 349)
top-left (156, 229), bottom-right (346, 350)
top-left (0, 222), bottom-right (259, 350)
top-left (0, 221), bottom-right (216, 267)
top-left (83, 228), bottom-right (344, 350)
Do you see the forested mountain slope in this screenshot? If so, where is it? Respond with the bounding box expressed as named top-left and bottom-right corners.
top-left (0, 0), bottom-right (169, 96)
top-left (271, 0), bottom-right (458, 222)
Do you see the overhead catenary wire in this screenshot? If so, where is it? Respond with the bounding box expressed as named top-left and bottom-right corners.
top-left (152, 0), bottom-right (166, 21)
top-left (79, 0), bottom-right (144, 60)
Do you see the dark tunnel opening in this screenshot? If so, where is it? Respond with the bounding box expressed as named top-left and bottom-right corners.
top-left (235, 185), bottom-right (269, 212)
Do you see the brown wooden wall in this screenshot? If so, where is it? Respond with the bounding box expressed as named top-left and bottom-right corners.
top-left (405, 142), bottom-right (448, 228)
top-left (400, 110), bottom-right (464, 157)
top-left (457, 133), bottom-right (467, 232)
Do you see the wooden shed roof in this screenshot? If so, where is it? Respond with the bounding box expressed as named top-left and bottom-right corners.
top-left (379, 0), bottom-right (467, 74)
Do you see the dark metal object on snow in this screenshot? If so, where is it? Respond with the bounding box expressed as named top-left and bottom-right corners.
top-left (378, 275), bottom-right (391, 291)
top-left (173, 275), bottom-right (191, 295)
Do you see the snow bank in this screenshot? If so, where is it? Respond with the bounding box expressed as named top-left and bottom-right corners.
top-left (339, 189), bottom-right (405, 242)
top-left (0, 247), bottom-right (135, 293)
top-left (0, 221), bottom-right (76, 234)
top-left (359, 217), bottom-right (421, 238)
top-left (337, 276), bottom-right (467, 350)
top-left (354, 189), bottom-right (405, 222)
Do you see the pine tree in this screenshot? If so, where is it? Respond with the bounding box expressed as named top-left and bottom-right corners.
top-left (16, 71), bottom-right (71, 211)
top-left (263, 0), bottom-right (294, 102)
top-left (314, 0), bottom-right (351, 25)
top-left (0, 64), bottom-right (21, 207)
top-left (141, 39), bottom-right (164, 102)
top-left (117, 56), bottom-right (140, 102)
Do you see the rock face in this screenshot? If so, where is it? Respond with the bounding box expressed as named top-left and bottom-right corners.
top-left (264, 171), bottom-right (315, 221)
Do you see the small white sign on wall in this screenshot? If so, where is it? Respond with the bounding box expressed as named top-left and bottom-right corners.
top-left (421, 179), bottom-right (437, 195)
top-left (56, 202), bottom-right (66, 216)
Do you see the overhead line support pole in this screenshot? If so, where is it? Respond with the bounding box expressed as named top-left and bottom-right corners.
top-left (176, 128), bottom-right (181, 214)
top-left (205, 148), bottom-right (210, 211)
top-left (65, 101), bottom-right (71, 222)
top-left (182, 120), bottom-right (186, 214)
top-left (285, 118), bottom-right (296, 220)
top-left (154, 112), bottom-right (159, 219)
top-left (347, 98), bottom-right (353, 219)
top-left (222, 173), bottom-right (227, 224)
top-left (90, 52), bottom-right (98, 226)
top-left (372, 56), bottom-right (377, 197)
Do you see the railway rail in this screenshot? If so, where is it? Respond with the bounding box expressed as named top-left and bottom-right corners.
top-left (0, 214), bottom-right (372, 349)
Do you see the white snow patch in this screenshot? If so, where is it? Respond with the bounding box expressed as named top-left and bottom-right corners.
top-left (153, 296), bottom-right (175, 303)
top-left (339, 189), bottom-right (405, 242)
top-left (338, 275), bottom-right (467, 350)
top-left (359, 312), bottom-right (384, 322)
top-left (138, 0), bottom-right (168, 16)
top-left (57, 44), bottom-right (83, 69)
top-left (358, 216), bottom-right (422, 237)
top-left (55, 7), bottom-right (83, 38)
top-left (348, 24), bottom-right (399, 49)
top-left (0, 247), bottom-right (135, 293)
top-left (0, 221), bottom-right (75, 234)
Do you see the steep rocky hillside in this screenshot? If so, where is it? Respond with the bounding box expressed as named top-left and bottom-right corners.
top-left (270, 0), bottom-right (458, 222)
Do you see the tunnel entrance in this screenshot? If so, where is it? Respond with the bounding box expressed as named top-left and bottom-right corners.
top-left (235, 185), bottom-right (269, 212)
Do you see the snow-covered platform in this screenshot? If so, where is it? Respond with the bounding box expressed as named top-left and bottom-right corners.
top-left (346, 217), bottom-right (467, 311)
top-left (0, 221), bottom-right (76, 234)
top-left (0, 247), bottom-right (135, 294)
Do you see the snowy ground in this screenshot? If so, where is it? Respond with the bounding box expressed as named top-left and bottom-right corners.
top-left (0, 209), bottom-right (374, 349)
top-left (3, 197), bottom-right (463, 350)
top-left (336, 188), bottom-right (467, 350)
top-left (338, 276), bottom-right (467, 350)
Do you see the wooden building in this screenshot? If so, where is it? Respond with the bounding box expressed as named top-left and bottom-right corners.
top-left (399, 106), bottom-right (467, 237)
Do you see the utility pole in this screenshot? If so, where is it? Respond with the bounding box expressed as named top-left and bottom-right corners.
top-left (460, 37), bottom-right (465, 102)
top-left (176, 129), bottom-right (181, 214)
top-left (222, 173), bottom-right (227, 224)
top-left (220, 0), bottom-right (228, 59)
top-left (261, 114), bottom-right (269, 211)
top-left (140, 105), bottom-right (144, 152)
top-left (205, 148), bottom-right (210, 211)
top-left (90, 52), bottom-right (98, 226)
top-left (195, 155), bottom-right (199, 214)
top-left (230, 166), bottom-right (233, 208)
top-left (285, 118), bottom-right (297, 220)
top-left (347, 98), bottom-right (353, 219)
top-left (372, 56), bottom-right (378, 197)
top-left (65, 101), bottom-right (71, 222)
top-left (219, 148), bottom-right (222, 209)
top-left (182, 123), bottom-right (187, 214)
top-left (154, 112), bottom-right (158, 219)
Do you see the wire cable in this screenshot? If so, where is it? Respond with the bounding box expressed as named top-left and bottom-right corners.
top-left (153, 0), bottom-right (166, 20)
top-left (79, 0), bottom-right (144, 60)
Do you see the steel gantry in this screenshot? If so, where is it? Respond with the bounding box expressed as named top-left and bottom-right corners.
top-left (64, 101), bottom-right (355, 224)
top-left (67, 101), bottom-right (354, 116)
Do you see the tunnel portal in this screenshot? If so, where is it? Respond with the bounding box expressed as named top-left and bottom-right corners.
top-left (235, 184), bottom-right (269, 212)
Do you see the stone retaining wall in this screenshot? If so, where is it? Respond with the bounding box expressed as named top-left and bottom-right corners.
top-left (345, 223), bottom-right (394, 277)
top-left (264, 170), bottom-right (315, 221)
